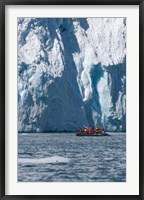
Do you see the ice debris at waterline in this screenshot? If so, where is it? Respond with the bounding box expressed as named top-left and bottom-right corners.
top-left (19, 156), bottom-right (70, 164)
top-left (18, 18), bottom-right (126, 133)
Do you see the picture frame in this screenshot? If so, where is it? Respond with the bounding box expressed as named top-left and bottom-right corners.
top-left (0, 0), bottom-right (143, 198)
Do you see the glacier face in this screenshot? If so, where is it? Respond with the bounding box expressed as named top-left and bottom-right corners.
top-left (18, 18), bottom-right (126, 132)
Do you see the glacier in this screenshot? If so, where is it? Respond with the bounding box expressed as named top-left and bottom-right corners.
top-left (18, 18), bottom-right (126, 132)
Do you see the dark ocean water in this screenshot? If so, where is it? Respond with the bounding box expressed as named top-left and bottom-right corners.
top-left (18, 132), bottom-right (126, 182)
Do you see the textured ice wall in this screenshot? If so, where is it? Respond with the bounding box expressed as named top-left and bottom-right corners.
top-left (18, 18), bottom-right (126, 132)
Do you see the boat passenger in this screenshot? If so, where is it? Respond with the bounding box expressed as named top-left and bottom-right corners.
top-left (101, 128), bottom-right (105, 134)
top-left (79, 128), bottom-right (83, 133)
top-left (96, 125), bottom-right (100, 133)
top-left (84, 127), bottom-right (88, 133)
top-left (89, 127), bottom-right (94, 134)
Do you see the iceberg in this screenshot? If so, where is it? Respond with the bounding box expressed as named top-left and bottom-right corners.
top-left (18, 18), bottom-right (126, 132)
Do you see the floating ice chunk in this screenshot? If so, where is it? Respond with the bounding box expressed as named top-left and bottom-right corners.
top-left (18, 156), bottom-right (70, 164)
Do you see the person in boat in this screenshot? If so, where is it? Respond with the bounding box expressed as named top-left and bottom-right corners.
top-left (89, 127), bottom-right (94, 134)
top-left (79, 128), bottom-right (83, 133)
top-left (101, 128), bottom-right (105, 134)
top-left (96, 126), bottom-right (105, 134)
top-left (84, 127), bottom-right (88, 133)
top-left (96, 125), bottom-right (100, 133)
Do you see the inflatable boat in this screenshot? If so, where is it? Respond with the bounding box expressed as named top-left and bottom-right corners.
top-left (76, 132), bottom-right (110, 136)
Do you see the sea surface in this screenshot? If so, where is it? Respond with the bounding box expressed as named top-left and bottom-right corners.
top-left (18, 132), bottom-right (126, 182)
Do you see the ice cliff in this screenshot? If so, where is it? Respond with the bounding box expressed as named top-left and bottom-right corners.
top-left (18, 18), bottom-right (126, 132)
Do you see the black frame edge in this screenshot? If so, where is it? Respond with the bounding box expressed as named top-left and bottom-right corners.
top-left (0, 0), bottom-right (143, 5)
top-left (0, 0), bottom-right (5, 199)
top-left (139, 1), bottom-right (144, 200)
